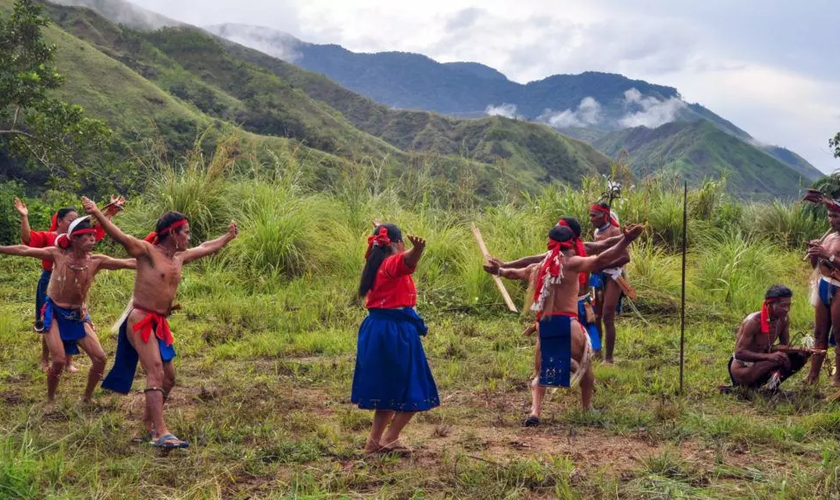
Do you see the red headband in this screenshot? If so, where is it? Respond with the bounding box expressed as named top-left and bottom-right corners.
top-left (760, 298), bottom-right (780, 334)
top-left (56, 228), bottom-right (97, 249)
top-left (590, 205), bottom-right (619, 227)
top-left (365, 226), bottom-right (392, 258)
top-left (532, 238), bottom-right (574, 313)
top-left (144, 219), bottom-right (189, 244)
top-left (557, 220), bottom-right (588, 289)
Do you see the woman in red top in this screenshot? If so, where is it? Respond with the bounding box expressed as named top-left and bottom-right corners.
top-left (15, 197), bottom-right (121, 372)
top-left (351, 223), bottom-right (439, 455)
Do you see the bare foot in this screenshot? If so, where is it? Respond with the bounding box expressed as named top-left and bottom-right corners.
top-left (603, 358), bottom-right (614, 365)
top-left (363, 438), bottom-right (382, 454)
top-left (66, 362), bottom-right (80, 374)
top-left (39, 358), bottom-right (49, 372)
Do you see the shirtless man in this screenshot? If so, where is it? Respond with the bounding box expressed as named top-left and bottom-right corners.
top-left (485, 216), bottom-right (628, 356)
top-left (15, 197), bottom-right (123, 372)
top-left (728, 285), bottom-right (811, 389)
top-left (588, 201), bottom-right (628, 364)
top-left (487, 223), bottom-right (642, 426)
top-left (0, 216), bottom-right (135, 403)
top-left (84, 197), bottom-right (238, 449)
top-left (805, 194), bottom-right (840, 385)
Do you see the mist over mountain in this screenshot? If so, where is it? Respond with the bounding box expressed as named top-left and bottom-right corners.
top-left (204, 23), bottom-right (822, 183)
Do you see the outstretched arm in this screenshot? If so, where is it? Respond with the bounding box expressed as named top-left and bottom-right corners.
top-left (498, 263), bottom-right (538, 282)
top-left (82, 197), bottom-right (148, 258)
top-left (484, 254), bottom-right (543, 274)
top-left (93, 255), bottom-right (137, 272)
top-left (14, 198), bottom-right (32, 245)
top-left (567, 224), bottom-right (643, 274)
top-left (584, 233), bottom-right (625, 254)
top-left (403, 235), bottom-right (426, 269)
top-left (0, 245), bottom-right (56, 261)
top-left (180, 222), bottom-right (238, 264)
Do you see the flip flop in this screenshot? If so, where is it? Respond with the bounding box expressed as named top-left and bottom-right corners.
top-left (150, 433), bottom-right (189, 449)
top-left (523, 416), bottom-right (540, 427)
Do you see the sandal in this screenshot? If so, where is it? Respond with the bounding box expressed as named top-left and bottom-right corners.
top-left (523, 416), bottom-right (540, 427)
top-left (150, 433), bottom-right (189, 449)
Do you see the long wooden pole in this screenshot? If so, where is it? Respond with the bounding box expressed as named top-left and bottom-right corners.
top-left (679, 181), bottom-right (687, 394)
top-left (471, 224), bottom-right (518, 313)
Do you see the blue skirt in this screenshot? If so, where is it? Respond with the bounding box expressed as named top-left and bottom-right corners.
top-left (577, 296), bottom-right (602, 351)
top-left (42, 297), bottom-right (88, 355)
top-left (818, 279), bottom-right (838, 347)
top-left (103, 313), bottom-right (177, 395)
top-left (35, 270), bottom-right (51, 325)
top-left (351, 308), bottom-right (440, 411)
top-left (538, 314), bottom-right (574, 387)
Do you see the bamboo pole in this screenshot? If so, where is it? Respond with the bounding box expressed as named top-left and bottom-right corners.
top-left (679, 181), bottom-right (687, 395)
top-left (471, 224), bottom-right (518, 313)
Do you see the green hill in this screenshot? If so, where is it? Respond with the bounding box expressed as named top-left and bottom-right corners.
top-left (1, 1), bottom-right (612, 198)
top-left (593, 121), bottom-right (808, 198)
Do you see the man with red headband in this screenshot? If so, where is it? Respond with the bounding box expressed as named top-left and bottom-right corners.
top-left (0, 216), bottom-right (135, 403)
top-left (491, 223), bottom-right (643, 426)
top-left (804, 191), bottom-right (840, 385)
top-left (588, 201), bottom-right (628, 364)
top-left (83, 198), bottom-right (238, 449)
top-left (15, 196), bottom-right (124, 372)
top-left (484, 216), bottom-right (628, 363)
top-left (728, 285), bottom-right (811, 390)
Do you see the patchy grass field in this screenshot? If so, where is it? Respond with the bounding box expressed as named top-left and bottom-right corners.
top-left (3, 247), bottom-right (840, 500)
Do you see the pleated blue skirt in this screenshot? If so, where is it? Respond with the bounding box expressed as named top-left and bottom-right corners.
top-left (351, 308), bottom-right (440, 412)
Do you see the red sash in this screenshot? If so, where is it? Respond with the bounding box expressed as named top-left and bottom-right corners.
top-left (132, 306), bottom-right (174, 346)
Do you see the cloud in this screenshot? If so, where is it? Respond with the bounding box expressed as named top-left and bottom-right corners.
top-left (484, 103), bottom-right (519, 119)
top-left (618, 88), bottom-right (687, 128)
top-left (538, 97), bottom-right (602, 128)
top-left (204, 24), bottom-right (302, 63)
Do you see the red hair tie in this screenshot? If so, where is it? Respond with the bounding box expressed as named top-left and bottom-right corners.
top-left (532, 238), bottom-right (574, 312)
top-left (760, 298), bottom-right (779, 334)
top-left (49, 212), bottom-right (58, 232)
top-left (365, 227), bottom-right (391, 258)
top-left (590, 205), bottom-right (619, 227)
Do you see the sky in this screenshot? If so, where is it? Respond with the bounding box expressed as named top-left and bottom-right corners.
top-left (131, 0), bottom-right (840, 173)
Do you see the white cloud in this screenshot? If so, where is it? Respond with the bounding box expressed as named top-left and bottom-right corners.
top-left (618, 88), bottom-right (687, 128)
top-left (484, 103), bottom-right (519, 119)
top-left (538, 97), bottom-right (602, 128)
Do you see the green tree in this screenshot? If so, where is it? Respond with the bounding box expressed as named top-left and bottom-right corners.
top-left (0, 0), bottom-right (111, 185)
top-left (830, 132), bottom-right (840, 159)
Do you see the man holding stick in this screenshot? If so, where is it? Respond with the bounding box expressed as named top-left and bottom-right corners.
top-left (83, 197), bottom-right (238, 449)
top-left (727, 285), bottom-right (815, 390)
top-left (486, 223), bottom-right (643, 426)
top-left (803, 190), bottom-right (840, 385)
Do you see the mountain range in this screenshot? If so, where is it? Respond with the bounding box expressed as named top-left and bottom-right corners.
top-left (1, 0), bottom-right (822, 199)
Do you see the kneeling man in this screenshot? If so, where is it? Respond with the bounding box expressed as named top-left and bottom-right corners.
top-left (728, 285), bottom-right (815, 390)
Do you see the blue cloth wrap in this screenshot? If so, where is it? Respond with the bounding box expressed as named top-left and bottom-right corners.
top-left (35, 270), bottom-right (51, 325)
top-left (538, 315), bottom-right (574, 387)
top-left (818, 279), bottom-right (838, 347)
top-left (588, 272), bottom-right (624, 313)
top-left (42, 297), bottom-right (88, 355)
top-left (102, 313), bottom-right (177, 395)
top-left (351, 308), bottom-right (440, 411)
top-left (578, 296), bottom-right (601, 351)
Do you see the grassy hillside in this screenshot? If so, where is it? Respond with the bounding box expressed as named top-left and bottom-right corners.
top-left (2, 144), bottom-right (840, 497)
top-left (593, 121), bottom-right (810, 199)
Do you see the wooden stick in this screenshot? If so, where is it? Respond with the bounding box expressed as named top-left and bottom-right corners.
top-left (803, 229), bottom-right (832, 261)
top-left (471, 224), bottom-right (518, 313)
top-left (615, 275), bottom-right (637, 300)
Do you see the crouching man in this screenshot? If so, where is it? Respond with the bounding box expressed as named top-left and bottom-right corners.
top-left (728, 285), bottom-right (816, 390)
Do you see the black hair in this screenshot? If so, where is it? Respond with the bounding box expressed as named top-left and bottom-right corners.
top-left (548, 225), bottom-right (575, 244)
top-left (358, 223), bottom-right (403, 297)
top-left (765, 285), bottom-right (793, 300)
top-left (57, 207), bottom-right (77, 221)
top-left (156, 211), bottom-right (188, 242)
top-left (559, 217), bottom-right (582, 238)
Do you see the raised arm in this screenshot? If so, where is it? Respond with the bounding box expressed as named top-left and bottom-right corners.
top-left (14, 198), bottom-right (32, 245)
top-left (403, 234), bottom-right (426, 269)
top-left (93, 255), bottom-right (137, 272)
top-left (82, 197), bottom-right (148, 258)
top-left (0, 245), bottom-right (57, 261)
top-left (566, 225), bottom-right (643, 274)
top-left (180, 222), bottom-right (238, 264)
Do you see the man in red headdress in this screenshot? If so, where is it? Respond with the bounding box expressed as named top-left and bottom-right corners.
top-left (15, 196), bottom-right (124, 372)
top-left (0, 216), bottom-right (135, 403)
top-left (490, 223), bottom-right (643, 426)
top-left (588, 201), bottom-right (628, 364)
top-left (84, 198), bottom-right (238, 449)
top-left (728, 285), bottom-right (811, 389)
